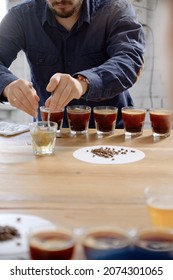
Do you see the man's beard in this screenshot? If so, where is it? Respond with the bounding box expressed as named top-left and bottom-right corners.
top-left (47, 0), bottom-right (83, 19)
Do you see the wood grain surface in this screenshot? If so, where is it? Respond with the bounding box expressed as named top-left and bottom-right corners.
top-left (0, 129), bottom-right (172, 231)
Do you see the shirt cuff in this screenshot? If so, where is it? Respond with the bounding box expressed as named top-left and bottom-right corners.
top-left (73, 70), bottom-right (103, 101)
top-left (0, 73), bottom-right (18, 102)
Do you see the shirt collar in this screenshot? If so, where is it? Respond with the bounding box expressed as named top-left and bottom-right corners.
top-left (78, 0), bottom-right (91, 27)
top-left (41, 0), bottom-right (91, 27)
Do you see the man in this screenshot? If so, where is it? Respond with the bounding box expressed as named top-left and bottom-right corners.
top-left (0, 0), bottom-right (145, 127)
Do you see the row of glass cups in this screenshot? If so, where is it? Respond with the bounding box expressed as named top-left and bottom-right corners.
top-left (40, 105), bottom-right (173, 137)
top-left (28, 225), bottom-right (173, 260)
top-left (29, 106), bottom-right (172, 155)
top-left (28, 185), bottom-right (173, 260)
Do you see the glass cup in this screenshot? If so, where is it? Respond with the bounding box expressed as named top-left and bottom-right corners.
top-left (132, 229), bottom-right (173, 260)
top-left (40, 106), bottom-right (64, 134)
top-left (93, 106), bottom-right (118, 135)
top-left (149, 109), bottom-right (172, 137)
top-left (67, 105), bottom-right (91, 135)
top-left (29, 226), bottom-right (75, 260)
top-left (121, 107), bottom-right (146, 136)
top-left (29, 121), bottom-right (57, 156)
top-left (145, 186), bottom-right (173, 229)
top-left (81, 226), bottom-right (131, 260)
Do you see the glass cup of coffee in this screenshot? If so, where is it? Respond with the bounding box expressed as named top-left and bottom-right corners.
top-left (145, 186), bottom-right (173, 229)
top-left (121, 107), bottom-right (146, 136)
top-left (132, 229), bottom-right (173, 260)
top-left (29, 226), bottom-right (76, 260)
top-left (67, 105), bottom-right (91, 135)
top-left (93, 106), bottom-right (118, 135)
top-left (81, 226), bottom-right (131, 260)
top-left (29, 121), bottom-right (57, 156)
top-left (149, 109), bottom-right (172, 137)
top-left (40, 106), bottom-right (64, 135)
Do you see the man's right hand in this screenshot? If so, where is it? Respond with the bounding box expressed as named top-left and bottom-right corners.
top-left (3, 79), bottom-right (40, 117)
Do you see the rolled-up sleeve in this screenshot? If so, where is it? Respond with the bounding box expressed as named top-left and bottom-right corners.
top-left (0, 9), bottom-right (25, 97)
top-left (75, 1), bottom-right (145, 101)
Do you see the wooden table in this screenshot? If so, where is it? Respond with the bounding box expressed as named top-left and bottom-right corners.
top-left (0, 129), bottom-right (172, 231)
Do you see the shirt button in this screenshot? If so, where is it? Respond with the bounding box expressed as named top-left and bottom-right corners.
top-left (38, 58), bottom-right (44, 63)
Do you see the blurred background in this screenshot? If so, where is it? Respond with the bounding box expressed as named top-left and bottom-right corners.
top-left (0, 0), bottom-right (168, 126)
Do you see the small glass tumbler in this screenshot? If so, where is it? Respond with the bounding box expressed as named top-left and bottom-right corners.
top-left (145, 186), bottom-right (173, 229)
top-left (29, 226), bottom-right (75, 260)
top-left (149, 109), bottom-right (172, 137)
top-left (40, 106), bottom-right (64, 134)
top-left (93, 106), bottom-right (118, 135)
top-left (122, 107), bottom-right (146, 136)
top-left (81, 226), bottom-right (131, 260)
top-left (67, 105), bottom-right (91, 135)
top-left (132, 228), bottom-right (173, 260)
top-left (29, 121), bottom-right (57, 156)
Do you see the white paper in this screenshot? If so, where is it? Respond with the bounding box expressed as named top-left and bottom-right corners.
top-left (73, 145), bottom-right (145, 165)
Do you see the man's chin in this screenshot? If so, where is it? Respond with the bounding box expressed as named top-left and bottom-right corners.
top-left (51, 7), bottom-right (76, 18)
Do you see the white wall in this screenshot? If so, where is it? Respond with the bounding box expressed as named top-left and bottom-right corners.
top-left (1, 0), bottom-right (168, 126)
top-left (129, 0), bottom-right (167, 126)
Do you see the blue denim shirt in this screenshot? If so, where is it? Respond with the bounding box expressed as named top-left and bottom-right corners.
top-left (0, 0), bottom-right (145, 127)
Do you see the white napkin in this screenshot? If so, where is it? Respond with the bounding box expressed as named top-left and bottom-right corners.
top-left (0, 121), bottom-right (29, 136)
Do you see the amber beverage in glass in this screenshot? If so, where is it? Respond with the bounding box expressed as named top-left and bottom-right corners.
top-left (149, 109), bottom-right (172, 137)
top-left (29, 228), bottom-right (75, 260)
top-left (93, 106), bottom-right (118, 135)
top-left (145, 186), bottom-right (173, 229)
top-left (40, 106), bottom-right (64, 134)
top-left (122, 107), bottom-right (146, 136)
top-left (29, 121), bottom-right (57, 156)
top-left (67, 105), bottom-right (91, 135)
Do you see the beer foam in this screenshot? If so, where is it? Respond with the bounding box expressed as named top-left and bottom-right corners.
top-left (148, 196), bottom-right (173, 210)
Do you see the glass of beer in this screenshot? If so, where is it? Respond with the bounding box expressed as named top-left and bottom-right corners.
top-left (121, 107), bottom-right (146, 136)
top-left (67, 105), bottom-right (91, 135)
top-left (81, 226), bottom-right (132, 260)
top-left (93, 106), bottom-right (118, 135)
top-left (149, 109), bottom-right (172, 137)
top-left (29, 226), bottom-right (75, 260)
top-left (29, 121), bottom-right (57, 156)
top-left (40, 106), bottom-right (64, 135)
top-left (145, 186), bottom-right (173, 229)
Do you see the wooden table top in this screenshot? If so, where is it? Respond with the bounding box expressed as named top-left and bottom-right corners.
top-left (0, 129), bottom-right (172, 231)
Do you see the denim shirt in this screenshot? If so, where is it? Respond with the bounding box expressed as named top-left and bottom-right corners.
top-left (0, 0), bottom-right (145, 127)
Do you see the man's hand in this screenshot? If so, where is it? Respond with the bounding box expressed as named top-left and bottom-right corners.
top-left (3, 79), bottom-right (40, 117)
top-left (45, 73), bottom-right (88, 110)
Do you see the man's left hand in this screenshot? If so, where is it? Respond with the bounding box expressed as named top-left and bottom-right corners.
top-left (45, 73), bottom-right (88, 110)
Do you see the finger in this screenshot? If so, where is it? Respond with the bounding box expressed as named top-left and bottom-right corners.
top-left (46, 73), bottom-right (61, 92)
top-left (18, 83), bottom-right (39, 110)
top-left (55, 85), bottom-right (72, 110)
top-left (11, 89), bottom-right (36, 117)
top-left (48, 82), bottom-right (69, 111)
top-left (59, 95), bottom-right (73, 110)
top-left (45, 97), bottom-right (52, 108)
top-left (60, 87), bottom-right (80, 109)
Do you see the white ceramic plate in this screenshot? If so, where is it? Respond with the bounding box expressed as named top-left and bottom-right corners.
top-left (73, 145), bottom-right (145, 165)
top-left (0, 214), bottom-right (53, 259)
